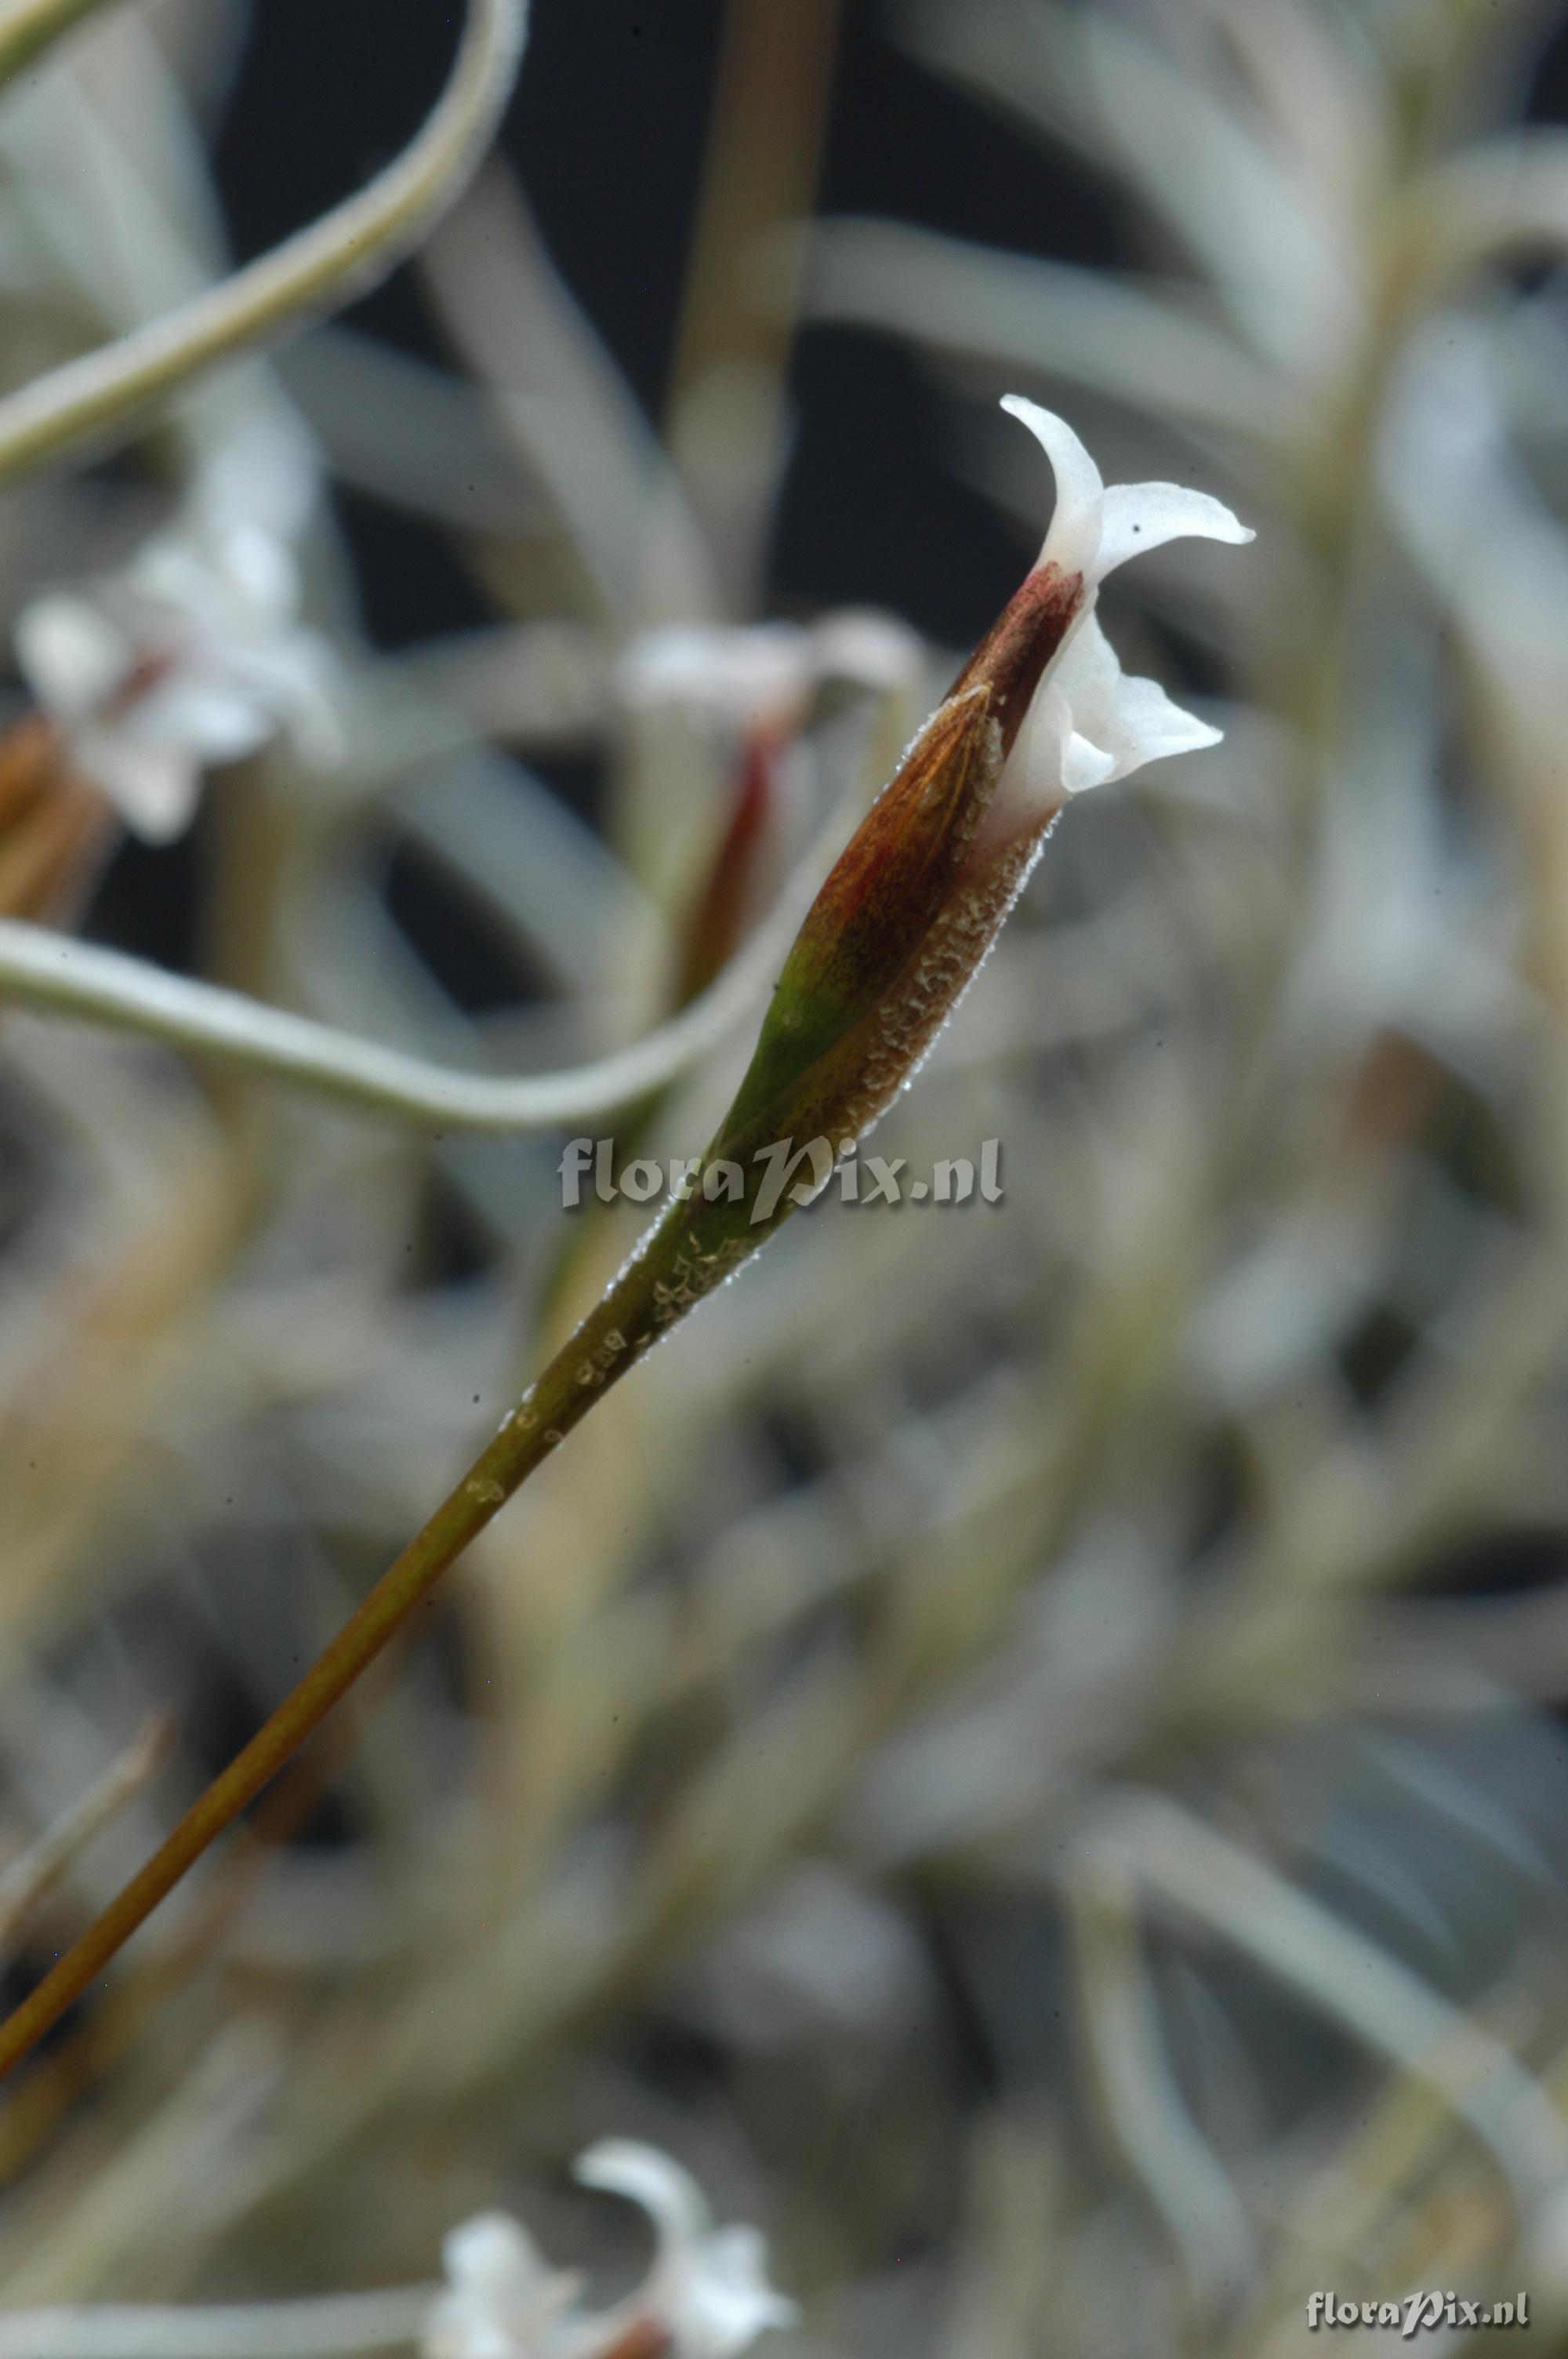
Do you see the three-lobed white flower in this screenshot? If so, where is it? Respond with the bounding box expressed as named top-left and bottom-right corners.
top-left (13, 514), bottom-right (339, 846)
top-left (988, 394), bottom-right (1253, 834)
top-left (423, 2139), bottom-right (797, 2359)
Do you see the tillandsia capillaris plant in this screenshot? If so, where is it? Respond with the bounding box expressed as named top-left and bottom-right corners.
top-left (0, 397), bottom-right (1250, 2078)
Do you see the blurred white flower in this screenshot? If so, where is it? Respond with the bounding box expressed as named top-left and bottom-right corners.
top-left (423, 2140), bottom-right (797, 2359)
top-left (575, 2140), bottom-right (798, 2359)
top-left (615, 610), bottom-right (923, 735)
top-left (983, 394), bottom-right (1253, 847)
top-left (13, 480), bottom-right (339, 845)
top-left (424, 2212), bottom-right (584, 2359)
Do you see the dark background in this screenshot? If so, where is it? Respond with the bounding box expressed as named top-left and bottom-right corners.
top-left (207, 0), bottom-right (1568, 652)
top-left (83, 0), bottom-right (1568, 996)
top-left (207, 0), bottom-right (1183, 655)
top-left (77, 0), bottom-right (1565, 987)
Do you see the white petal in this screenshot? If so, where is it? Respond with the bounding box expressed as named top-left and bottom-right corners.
top-left (441, 2213), bottom-right (552, 2304)
top-left (616, 625), bottom-right (810, 728)
top-left (14, 595), bottom-right (131, 719)
top-left (996, 616), bottom-right (1223, 820)
top-left (1095, 482), bottom-right (1254, 580)
top-left (1051, 612), bottom-right (1123, 744)
top-left (574, 2140), bottom-right (710, 2252)
top-left (1062, 731), bottom-right (1120, 796)
top-left (806, 609), bottom-right (924, 696)
top-left (992, 677), bottom-right (1075, 833)
top-left (617, 627), bottom-right (724, 707)
top-left (425, 2212), bottom-right (579, 2359)
top-left (78, 729), bottom-right (201, 841)
top-left (139, 680), bottom-right (273, 762)
top-left (1100, 670), bottom-right (1224, 783)
top-left (125, 539), bottom-right (211, 620)
top-left (1000, 394), bottom-right (1105, 578)
top-left (575, 2144), bottom-right (793, 2359)
top-left (1051, 613), bottom-right (1223, 790)
top-left (1046, 614), bottom-right (1124, 794)
top-left (226, 634), bottom-right (344, 760)
top-left (670, 2226), bottom-right (800, 2359)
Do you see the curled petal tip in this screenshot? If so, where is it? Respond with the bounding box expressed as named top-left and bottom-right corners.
top-left (575, 2139), bottom-right (710, 2241)
top-left (999, 393), bottom-right (1105, 577)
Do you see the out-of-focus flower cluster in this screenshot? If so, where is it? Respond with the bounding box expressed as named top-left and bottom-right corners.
top-left (14, 461), bottom-right (338, 843)
top-left (426, 2143), bottom-right (795, 2359)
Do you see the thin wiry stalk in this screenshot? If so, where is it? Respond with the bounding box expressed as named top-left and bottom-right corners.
top-left (1083, 1794), bottom-right (1568, 2219)
top-left (0, 1099), bottom-right (764, 2072)
top-left (0, 781), bottom-right (849, 1128)
top-left (0, 1407), bottom-right (560, 2078)
top-left (1064, 1860), bottom-right (1255, 2319)
top-left (0, 547), bottom-right (1087, 2076)
top-left (0, 2288), bottom-right (433, 2357)
top-left (0, 0), bottom-right (528, 486)
top-left (0, 1716), bottom-right (169, 1955)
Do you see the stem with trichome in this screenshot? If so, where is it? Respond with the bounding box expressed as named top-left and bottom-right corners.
top-left (0, 1205), bottom-right (731, 2081)
top-left (0, 548), bottom-right (1081, 2081)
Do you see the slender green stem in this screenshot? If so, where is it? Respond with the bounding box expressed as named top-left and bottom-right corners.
top-left (0, 984), bottom-right (832, 2077)
top-left (0, 0), bottom-right (121, 88)
top-left (0, 0), bottom-right (528, 486)
top-left (0, 1212), bottom-right (680, 2081)
top-left (0, 492), bottom-right (1051, 2078)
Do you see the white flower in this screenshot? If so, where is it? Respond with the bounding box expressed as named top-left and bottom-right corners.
top-left (616, 612), bottom-right (923, 735)
top-left (423, 2141), bottom-right (797, 2359)
top-left (423, 2214), bottom-right (584, 2359)
top-left (983, 394), bottom-right (1253, 845)
top-left (575, 2141), bottom-right (797, 2359)
top-left (13, 511), bottom-right (339, 845)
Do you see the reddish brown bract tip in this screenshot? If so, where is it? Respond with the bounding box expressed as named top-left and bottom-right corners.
top-left (947, 562), bottom-right (1084, 751)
